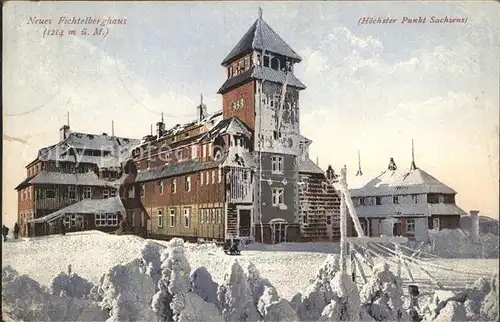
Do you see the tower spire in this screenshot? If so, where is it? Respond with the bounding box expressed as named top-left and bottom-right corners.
top-left (66, 111), bottom-right (70, 127)
top-left (258, 7), bottom-right (263, 20)
top-left (161, 112), bottom-right (164, 123)
top-left (200, 93), bottom-right (204, 105)
top-left (356, 150), bottom-right (363, 176)
top-left (410, 139), bottom-right (417, 170)
top-left (112, 120), bottom-right (115, 136)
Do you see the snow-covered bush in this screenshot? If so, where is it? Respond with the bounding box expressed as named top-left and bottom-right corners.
top-left (480, 274), bottom-right (499, 321)
top-left (217, 259), bottom-right (262, 322)
top-left (315, 254), bottom-right (340, 283)
top-left (191, 266), bottom-right (220, 309)
top-left (427, 229), bottom-right (499, 259)
top-left (2, 265), bottom-right (106, 321)
top-left (295, 278), bottom-right (334, 321)
top-left (257, 285), bottom-right (299, 321)
top-left (152, 238), bottom-right (222, 322)
top-left (422, 275), bottom-right (498, 321)
top-left (98, 258), bottom-right (157, 322)
top-left (243, 262), bottom-right (298, 321)
top-left (139, 241), bottom-right (164, 289)
top-left (320, 272), bottom-right (360, 321)
top-left (359, 262), bottom-right (407, 321)
top-left (51, 270), bottom-right (94, 299)
top-left (294, 254), bottom-right (341, 321)
top-left (152, 247), bottom-right (174, 321)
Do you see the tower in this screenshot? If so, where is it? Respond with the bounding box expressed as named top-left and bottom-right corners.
top-left (218, 9), bottom-right (306, 243)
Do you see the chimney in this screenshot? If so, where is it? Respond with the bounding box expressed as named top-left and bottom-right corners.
top-left (469, 210), bottom-right (480, 243)
top-left (156, 112), bottom-right (165, 138)
top-left (197, 94), bottom-right (208, 121)
top-left (60, 125), bottom-right (70, 141)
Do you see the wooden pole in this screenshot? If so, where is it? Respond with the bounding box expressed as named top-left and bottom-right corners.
top-left (340, 192), bottom-right (347, 273)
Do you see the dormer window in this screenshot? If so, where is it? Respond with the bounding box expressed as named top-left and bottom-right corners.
top-left (263, 55), bottom-right (270, 67)
top-left (271, 57), bottom-right (280, 70)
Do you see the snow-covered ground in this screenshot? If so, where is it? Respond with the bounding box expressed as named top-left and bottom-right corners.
top-left (2, 230), bottom-right (499, 321)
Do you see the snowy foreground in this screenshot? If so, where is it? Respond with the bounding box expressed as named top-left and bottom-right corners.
top-left (2, 231), bottom-right (499, 321)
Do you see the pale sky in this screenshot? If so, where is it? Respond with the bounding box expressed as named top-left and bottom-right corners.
top-left (3, 1), bottom-right (499, 227)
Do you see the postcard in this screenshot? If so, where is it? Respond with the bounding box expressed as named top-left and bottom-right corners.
top-left (2, 1), bottom-right (499, 321)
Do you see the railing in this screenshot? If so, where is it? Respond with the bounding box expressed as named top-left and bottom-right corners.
top-left (227, 168), bottom-right (253, 203)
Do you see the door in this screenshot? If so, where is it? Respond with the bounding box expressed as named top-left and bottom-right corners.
top-left (270, 220), bottom-right (288, 244)
top-left (238, 209), bottom-right (251, 237)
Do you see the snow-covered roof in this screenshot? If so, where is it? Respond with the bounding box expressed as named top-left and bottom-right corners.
top-left (297, 156), bottom-right (324, 174)
top-left (353, 203), bottom-right (467, 218)
top-left (28, 171), bottom-right (111, 187)
top-left (221, 16), bottom-right (302, 66)
top-left (38, 132), bottom-right (140, 169)
top-left (29, 196), bottom-right (125, 223)
top-left (351, 168), bottom-right (457, 197)
top-left (135, 158), bottom-right (225, 183)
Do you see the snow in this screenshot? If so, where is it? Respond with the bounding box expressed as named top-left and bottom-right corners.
top-left (352, 167), bottom-right (457, 196)
top-left (426, 229), bottom-right (499, 259)
top-left (2, 231), bottom-right (499, 321)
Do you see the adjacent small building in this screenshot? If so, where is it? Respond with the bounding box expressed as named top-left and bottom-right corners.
top-left (15, 125), bottom-right (140, 236)
top-left (349, 157), bottom-right (467, 242)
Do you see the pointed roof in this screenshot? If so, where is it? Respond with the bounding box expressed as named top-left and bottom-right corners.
top-left (221, 17), bottom-right (302, 66)
top-left (351, 167), bottom-right (457, 197)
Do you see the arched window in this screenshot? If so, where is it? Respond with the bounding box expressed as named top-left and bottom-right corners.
top-left (270, 57), bottom-right (280, 70)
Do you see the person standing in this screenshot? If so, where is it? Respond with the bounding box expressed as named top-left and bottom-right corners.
top-left (13, 223), bottom-right (20, 239)
top-left (60, 219), bottom-right (66, 236)
top-left (2, 225), bottom-right (9, 242)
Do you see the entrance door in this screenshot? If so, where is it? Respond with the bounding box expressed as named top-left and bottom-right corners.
top-left (270, 219), bottom-right (287, 244)
top-left (238, 209), bottom-right (251, 237)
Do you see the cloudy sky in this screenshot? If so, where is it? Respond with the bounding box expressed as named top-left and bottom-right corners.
top-left (3, 1), bottom-right (499, 226)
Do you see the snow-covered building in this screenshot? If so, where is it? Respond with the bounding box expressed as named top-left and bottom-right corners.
top-left (15, 123), bottom-right (140, 236)
top-left (349, 157), bottom-right (467, 242)
top-left (122, 11), bottom-right (341, 244)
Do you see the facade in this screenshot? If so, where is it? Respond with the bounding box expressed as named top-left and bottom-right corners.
top-left (349, 158), bottom-right (467, 242)
top-left (16, 125), bottom-right (140, 236)
top-left (217, 13), bottom-right (341, 243)
top-left (122, 13), bottom-right (341, 244)
top-left (15, 13), bottom-right (342, 244)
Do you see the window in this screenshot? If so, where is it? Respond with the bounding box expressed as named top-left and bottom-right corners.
top-left (184, 208), bottom-right (191, 228)
top-left (140, 184), bottom-right (145, 198)
top-left (411, 194), bottom-right (418, 204)
top-left (211, 209), bottom-right (216, 223)
top-left (159, 181), bottom-right (164, 195)
top-left (263, 55), bottom-right (270, 67)
top-left (218, 169), bottom-right (222, 183)
top-left (95, 214), bottom-right (107, 227)
top-left (67, 186), bottom-right (76, 200)
top-left (169, 209), bottom-right (176, 227)
top-left (200, 209), bottom-right (205, 224)
top-left (46, 189), bottom-right (56, 199)
top-left (64, 215), bottom-right (71, 229)
top-left (393, 196), bottom-right (399, 204)
top-left (200, 172), bottom-right (204, 185)
top-left (272, 188), bottom-right (284, 206)
top-left (177, 149), bottom-right (183, 160)
top-left (432, 218), bottom-right (440, 230)
top-left (406, 219), bottom-right (415, 233)
top-left (171, 179), bottom-right (177, 193)
top-left (80, 187), bottom-right (91, 199)
top-left (375, 196), bottom-right (382, 205)
top-left (27, 187), bottom-right (31, 200)
top-left (360, 198), bottom-right (365, 206)
top-left (216, 208), bottom-right (222, 224)
top-left (272, 156), bottom-right (283, 174)
top-left (157, 209), bottom-right (163, 228)
top-left (185, 176), bottom-right (191, 192)
top-left (110, 189), bottom-right (117, 197)
top-left (202, 145), bottom-right (207, 159)
top-left (211, 170), bottom-right (215, 184)
top-left (103, 189), bottom-right (110, 199)
top-left (106, 213), bottom-right (118, 226)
